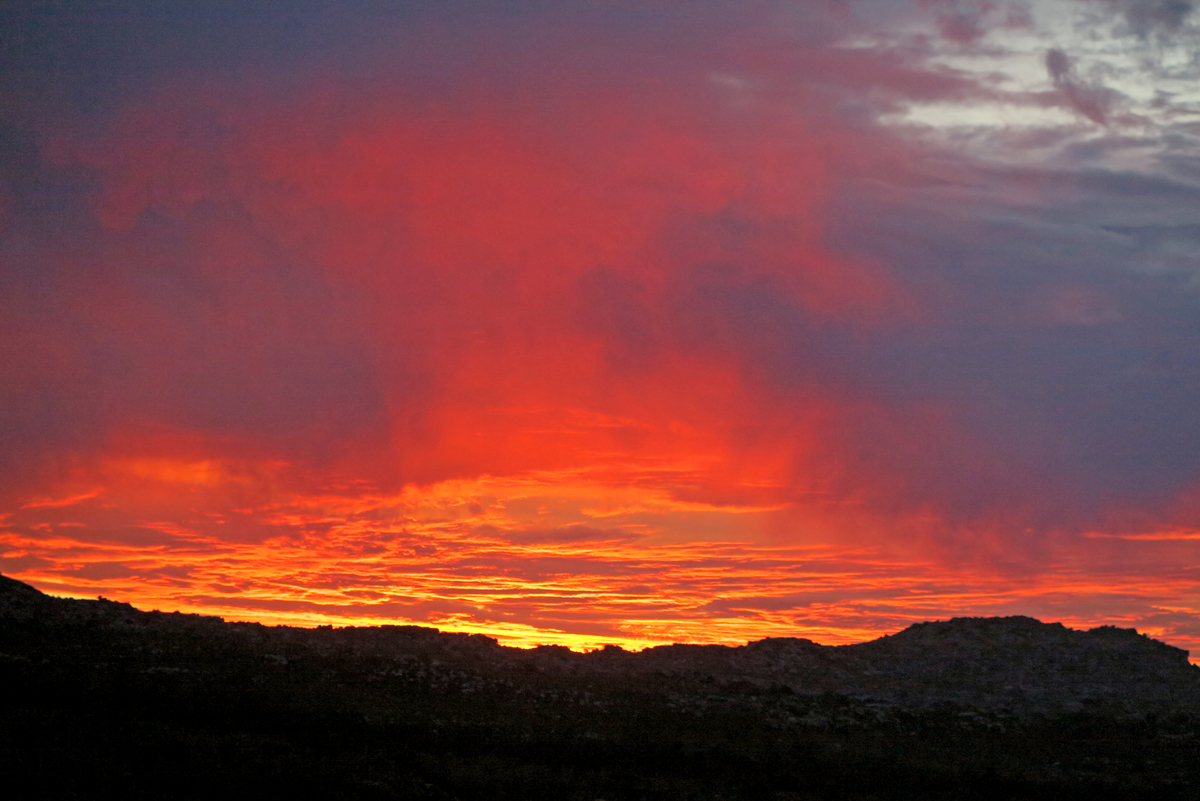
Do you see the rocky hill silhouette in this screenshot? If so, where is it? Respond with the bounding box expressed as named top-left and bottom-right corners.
top-left (3, 574), bottom-right (1195, 715)
top-left (3, 573), bottom-right (1199, 800)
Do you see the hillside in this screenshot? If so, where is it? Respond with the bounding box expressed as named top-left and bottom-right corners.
top-left (2, 574), bottom-right (1199, 799)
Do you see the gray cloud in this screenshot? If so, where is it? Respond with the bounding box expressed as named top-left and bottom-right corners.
top-left (1045, 48), bottom-right (1119, 124)
top-left (1108, 0), bottom-right (1194, 36)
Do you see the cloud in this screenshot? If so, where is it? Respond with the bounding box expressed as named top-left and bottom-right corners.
top-left (477, 524), bottom-right (639, 546)
top-left (3, 1), bottom-right (1198, 540)
top-left (928, 0), bottom-right (1035, 45)
top-left (1102, 0), bottom-right (1195, 36)
top-left (2, 1), bottom-right (1200, 652)
top-left (1045, 48), bottom-right (1119, 124)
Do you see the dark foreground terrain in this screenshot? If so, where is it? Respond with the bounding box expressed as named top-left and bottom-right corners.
top-left (3, 575), bottom-right (1199, 800)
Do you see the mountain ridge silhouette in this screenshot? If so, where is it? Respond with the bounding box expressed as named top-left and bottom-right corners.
top-left (4, 572), bottom-right (1200, 798)
top-left (3, 572), bottom-right (1197, 716)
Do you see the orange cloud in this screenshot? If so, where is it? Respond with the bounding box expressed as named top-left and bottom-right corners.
top-left (4, 463), bottom-right (1199, 661)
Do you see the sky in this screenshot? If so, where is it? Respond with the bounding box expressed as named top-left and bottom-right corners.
top-left (2, 0), bottom-right (1200, 656)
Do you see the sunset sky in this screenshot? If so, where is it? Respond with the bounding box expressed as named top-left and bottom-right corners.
top-left (3, 0), bottom-right (1200, 657)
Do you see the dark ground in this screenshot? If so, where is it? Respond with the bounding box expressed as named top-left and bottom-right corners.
top-left (2, 575), bottom-right (1198, 800)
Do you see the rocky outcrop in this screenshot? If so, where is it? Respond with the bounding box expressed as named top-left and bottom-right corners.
top-left (3, 574), bottom-right (1197, 717)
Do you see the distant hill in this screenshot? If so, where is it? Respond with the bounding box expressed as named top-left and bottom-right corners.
top-left (3, 573), bottom-right (1200, 799)
top-left (3, 573), bottom-right (1195, 716)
